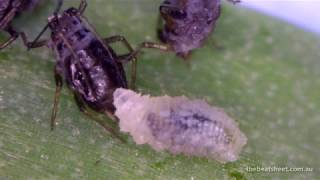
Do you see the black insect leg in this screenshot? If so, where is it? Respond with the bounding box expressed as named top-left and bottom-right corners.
top-left (0, 6), bottom-right (17, 28)
top-left (103, 35), bottom-right (135, 55)
top-left (20, 31), bottom-right (48, 49)
top-left (156, 14), bottom-right (166, 43)
top-left (0, 26), bottom-right (19, 49)
top-left (51, 67), bottom-right (63, 130)
top-left (124, 41), bottom-right (172, 61)
top-left (103, 35), bottom-right (138, 90)
top-left (0, 6), bottom-right (21, 49)
top-left (78, 0), bottom-right (87, 14)
top-left (73, 93), bottom-right (125, 142)
top-left (133, 42), bottom-right (173, 56)
top-left (120, 41), bottom-right (173, 82)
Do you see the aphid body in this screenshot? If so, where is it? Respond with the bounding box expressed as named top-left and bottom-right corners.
top-left (113, 88), bottom-right (247, 163)
top-left (22, 0), bottom-right (137, 134)
top-left (158, 0), bottom-right (222, 57)
top-left (129, 0), bottom-right (240, 60)
top-left (0, 0), bottom-right (39, 49)
top-left (48, 7), bottom-right (128, 114)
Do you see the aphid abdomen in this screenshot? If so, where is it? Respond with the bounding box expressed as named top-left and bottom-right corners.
top-left (80, 39), bottom-right (127, 112)
top-left (58, 39), bottom-right (127, 113)
top-left (114, 88), bottom-right (247, 163)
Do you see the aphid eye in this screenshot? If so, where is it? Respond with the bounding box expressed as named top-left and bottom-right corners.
top-left (72, 20), bottom-right (78, 25)
top-left (170, 10), bottom-right (186, 19)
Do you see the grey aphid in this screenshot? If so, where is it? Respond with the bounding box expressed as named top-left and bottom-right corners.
top-left (127, 0), bottom-right (240, 60)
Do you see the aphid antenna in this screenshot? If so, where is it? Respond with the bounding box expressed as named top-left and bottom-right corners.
top-left (78, 0), bottom-right (87, 15)
top-left (28, 23), bottom-right (49, 50)
top-left (28, 0), bottom-right (63, 49)
top-left (53, 0), bottom-right (63, 20)
top-left (54, 0), bottom-right (63, 14)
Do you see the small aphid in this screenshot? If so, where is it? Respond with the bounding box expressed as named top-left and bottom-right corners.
top-left (113, 88), bottom-right (247, 163)
top-left (21, 0), bottom-right (138, 137)
top-left (0, 0), bottom-right (39, 49)
top-left (129, 0), bottom-right (240, 60)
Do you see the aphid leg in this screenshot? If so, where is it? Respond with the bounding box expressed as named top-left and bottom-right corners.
top-left (27, 22), bottom-right (50, 49)
top-left (0, 7), bottom-right (17, 28)
top-left (130, 57), bottom-right (137, 90)
top-left (118, 42), bottom-right (173, 86)
top-left (156, 14), bottom-right (166, 43)
top-left (73, 93), bottom-right (125, 142)
top-left (20, 31), bottom-right (48, 49)
top-left (51, 67), bottom-right (63, 130)
top-left (177, 52), bottom-right (192, 66)
top-left (103, 35), bottom-right (135, 56)
top-left (0, 34), bottom-right (18, 49)
top-left (0, 2), bottom-right (20, 48)
top-left (104, 111), bottom-right (119, 122)
top-left (127, 41), bottom-right (172, 60)
top-left (0, 26), bottom-right (19, 49)
top-left (103, 35), bottom-right (137, 90)
top-left (119, 42), bottom-right (172, 78)
top-left (78, 0), bottom-right (88, 14)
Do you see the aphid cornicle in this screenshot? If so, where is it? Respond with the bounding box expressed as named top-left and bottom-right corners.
top-left (20, 0), bottom-right (138, 136)
top-left (129, 0), bottom-right (240, 59)
top-left (0, 0), bottom-right (39, 49)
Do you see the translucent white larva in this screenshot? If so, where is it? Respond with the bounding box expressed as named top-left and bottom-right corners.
top-left (113, 88), bottom-right (247, 163)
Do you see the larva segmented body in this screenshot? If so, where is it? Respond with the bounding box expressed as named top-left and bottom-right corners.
top-left (113, 88), bottom-right (247, 162)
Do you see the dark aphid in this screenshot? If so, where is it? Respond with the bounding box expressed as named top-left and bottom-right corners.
top-left (21, 0), bottom-right (137, 137)
top-left (130, 0), bottom-right (240, 59)
top-left (0, 0), bottom-right (39, 49)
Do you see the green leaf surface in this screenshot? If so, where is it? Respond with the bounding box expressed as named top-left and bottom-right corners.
top-left (1, 0), bottom-right (320, 179)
